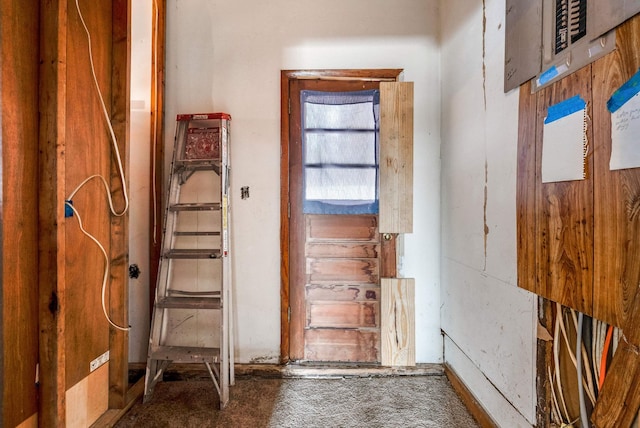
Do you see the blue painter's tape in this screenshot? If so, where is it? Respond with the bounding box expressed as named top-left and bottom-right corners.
top-left (607, 68), bottom-right (640, 113)
top-left (65, 200), bottom-right (74, 217)
top-left (539, 66), bottom-right (559, 86)
top-left (544, 95), bottom-right (586, 124)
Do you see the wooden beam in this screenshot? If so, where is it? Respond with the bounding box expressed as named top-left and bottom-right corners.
top-left (149, 0), bottom-right (166, 320)
top-left (109, 0), bottom-right (130, 410)
top-left (38, 0), bottom-right (68, 425)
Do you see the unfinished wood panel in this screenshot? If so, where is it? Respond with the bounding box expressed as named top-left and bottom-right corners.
top-left (307, 214), bottom-right (378, 241)
top-left (66, 363), bottom-right (109, 427)
top-left (2, 0), bottom-right (40, 426)
top-left (307, 301), bottom-right (379, 328)
top-left (304, 329), bottom-right (379, 362)
top-left (516, 84), bottom-right (539, 293)
top-left (379, 82), bottom-right (413, 233)
top-left (16, 415), bottom-right (38, 428)
top-left (592, 16), bottom-right (640, 328)
top-left (534, 67), bottom-right (593, 315)
top-left (38, 0), bottom-right (69, 425)
top-left (65, 0), bottom-right (114, 391)
top-left (381, 278), bottom-right (415, 366)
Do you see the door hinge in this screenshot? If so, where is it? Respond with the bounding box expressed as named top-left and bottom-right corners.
top-left (288, 98), bottom-right (291, 115)
top-left (288, 306), bottom-right (291, 323)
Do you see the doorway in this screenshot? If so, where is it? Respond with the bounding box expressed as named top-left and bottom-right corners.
top-left (280, 70), bottom-right (403, 363)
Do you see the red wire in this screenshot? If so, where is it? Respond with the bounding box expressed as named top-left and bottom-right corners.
top-left (599, 324), bottom-right (614, 389)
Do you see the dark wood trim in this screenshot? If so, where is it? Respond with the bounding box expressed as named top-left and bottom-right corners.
top-left (109, 0), bottom-right (131, 410)
top-left (38, 0), bottom-right (68, 425)
top-left (149, 0), bottom-right (166, 317)
top-left (280, 69), bottom-right (403, 362)
top-left (444, 364), bottom-right (499, 428)
top-left (279, 71), bottom-right (291, 363)
top-left (0, 3), bottom-right (4, 421)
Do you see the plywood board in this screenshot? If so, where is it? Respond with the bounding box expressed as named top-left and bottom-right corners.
top-left (534, 67), bottom-right (593, 315)
top-left (381, 278), bottom-right (415, 366)
top-left (516, 84), bottom-right (539, 293)
top-left (592, 16), bottom-right (640, 328)
top-left (65, 363), bottom-right (109, 428)
top-left (380, 82), bottom-right (413, 234)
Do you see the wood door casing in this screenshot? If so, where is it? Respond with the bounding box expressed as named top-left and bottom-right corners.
top-left (281, 70), bottom-right (402, 362)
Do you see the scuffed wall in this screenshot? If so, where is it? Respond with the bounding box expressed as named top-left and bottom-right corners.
top-left (440, 0), bottom-right (537, 425)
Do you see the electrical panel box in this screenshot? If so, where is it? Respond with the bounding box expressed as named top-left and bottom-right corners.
top-left (505, 0), bottom-right (640, 93)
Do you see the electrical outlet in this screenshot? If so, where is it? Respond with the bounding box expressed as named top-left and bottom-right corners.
top-left (90, 350), bottom-right (110, 372)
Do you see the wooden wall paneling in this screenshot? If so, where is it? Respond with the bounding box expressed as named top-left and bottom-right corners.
top-left (38, 0), bottom-right (69, 424)
top-left (65, 0), bottom-right (112, 400)
top-left (2, 0), bottom-right (40, 426)
top-left (591, 15), bottom-right (640, 328)
top-left (516, 84), bottom-right (539, 293)
top-left (109, 0), bottom-right (130, 409)
top-left (591, 286), bottom-right (640, 427)
top-left (534, 67), bottom-right (594, 315)
top-left (379, 82), bottom-right (414, 234)
top-left (380, 278), bottom-right (415, 366)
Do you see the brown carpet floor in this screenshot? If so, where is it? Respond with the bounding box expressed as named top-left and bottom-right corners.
top-left (115, 375), bottom-right (480, 427)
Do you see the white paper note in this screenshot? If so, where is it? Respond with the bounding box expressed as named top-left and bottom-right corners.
top-left (610, 92), bottom-right (640, 171)
top-left (542, 97), bottom-right (587, 183)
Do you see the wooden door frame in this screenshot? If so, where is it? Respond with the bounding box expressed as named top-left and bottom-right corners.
top-left (279, 69), bottom-right (403, 362)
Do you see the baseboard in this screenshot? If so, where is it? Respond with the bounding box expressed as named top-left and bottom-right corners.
top-left (445, 363), bottom-right (499, 428)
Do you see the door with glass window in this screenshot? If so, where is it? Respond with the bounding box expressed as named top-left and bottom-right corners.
top-left (288, 78), bottom-right (396, 362)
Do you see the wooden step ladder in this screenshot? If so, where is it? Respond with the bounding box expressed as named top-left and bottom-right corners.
top-left (144, 113), bottom-right (234, 408)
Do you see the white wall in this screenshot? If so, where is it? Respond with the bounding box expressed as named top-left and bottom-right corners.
top-left (163, 0), bottom-right (442, 363)
top-left (128, 0), bottom-right (153, 362)
top-left (439, 0), bottom-right (537, 426)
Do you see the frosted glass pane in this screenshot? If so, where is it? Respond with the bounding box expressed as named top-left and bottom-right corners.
top-left (305, 132), bottom-right (376, 165)
top-left (304, 102), bottom-right (376, 129)
top-left (305, 168), bottom-right (376, 201)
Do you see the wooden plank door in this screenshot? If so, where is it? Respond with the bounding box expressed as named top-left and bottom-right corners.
top-left (288, 78), bottom-right (394, 362)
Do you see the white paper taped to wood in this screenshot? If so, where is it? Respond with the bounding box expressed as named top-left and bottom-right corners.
top-left (541, 95), bottom-right (587, 183)
top-left (610, 92), bottom-right (640, 171)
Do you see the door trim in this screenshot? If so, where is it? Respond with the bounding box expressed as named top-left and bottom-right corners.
top-left (279, 69), bottom-right (403, 362)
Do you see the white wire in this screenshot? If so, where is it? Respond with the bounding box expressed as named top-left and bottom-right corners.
top-left (72, 0), bottom-right (129, 216)
top-left (66, 202), bottom-right (130, 331)
top-left (68, 0), bottom-right (130, 330)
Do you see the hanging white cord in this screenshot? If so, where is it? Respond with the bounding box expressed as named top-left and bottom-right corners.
top-left (66, 202), bottom-right (129, 331)
top-left (577, 312), bottom-right (589, 427)
top-left (67, 0), bottom-right (130, 331)
top-left (72, 0), bottom-right (129, 216)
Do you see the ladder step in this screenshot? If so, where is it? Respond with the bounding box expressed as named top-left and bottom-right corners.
top-left (157, 296), bottom-right (221, 309)
top-left (150, 345), bottom-right (221, 363)
top-left (175, 159), bottom-right (221, 175)
top-left (164, 249), bottom-right (221, 259)
top-left (170, 202), bottom-right (221, 211)
top-left (174, 231), bottom-right (221, 236)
